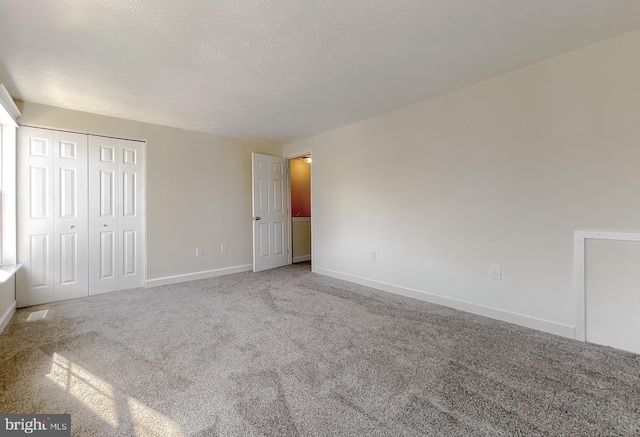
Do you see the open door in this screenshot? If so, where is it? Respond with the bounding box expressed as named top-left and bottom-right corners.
top-left (252, 153), bottom-right (289, 272)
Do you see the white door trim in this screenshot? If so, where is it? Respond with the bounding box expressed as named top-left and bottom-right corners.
top-left (284, 149), bottom-right (313, 267)
top-left (573, 230), bottom-right (640, 341)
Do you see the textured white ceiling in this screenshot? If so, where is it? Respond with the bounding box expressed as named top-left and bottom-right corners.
top-left (1, 1), bottom-right (640, 143)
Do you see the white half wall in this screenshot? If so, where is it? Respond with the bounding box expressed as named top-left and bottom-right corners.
top-left (18, 102), bottom-right (282, 282)
top-left (585, 238), bottom-right (640, 354)
top-left (292, 217), bottom-right (311, 262)
top-left (284, 30), bottom-right (640, 338)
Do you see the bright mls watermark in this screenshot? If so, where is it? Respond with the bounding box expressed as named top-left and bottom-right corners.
top-left (1, 415), bottom-right (70, 436)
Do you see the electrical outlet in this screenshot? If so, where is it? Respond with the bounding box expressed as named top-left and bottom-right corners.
top-left (370, 250), bottom-right (376, 260)
top-left (491, 265), bottom-right (502, 280)
top-left (196, 247), bottom-right (203, 257)
top-left (221, 243), bottom-right (228, 253)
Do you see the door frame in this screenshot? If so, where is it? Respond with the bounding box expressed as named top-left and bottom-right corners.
top-left (573, 230), bottom-right (640, 342)
top-left (284, 149), bottom-right (313, 267)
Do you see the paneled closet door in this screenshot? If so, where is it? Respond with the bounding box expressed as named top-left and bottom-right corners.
top-left (118, 138), bottom-right (145, 291)
top-left (88, 136), bottom-right (120, 295)
top-left (53, 131), bottom-right (89, 301)
top-left (17, 127), bottom-right (55, 307)
top-left (88, 136), bottom-right (145, 294)
top-left (17, 127), bottom-right (89, 307)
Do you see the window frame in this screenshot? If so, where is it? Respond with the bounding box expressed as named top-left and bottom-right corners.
top-left (0, 83), bottom-right (21, 267)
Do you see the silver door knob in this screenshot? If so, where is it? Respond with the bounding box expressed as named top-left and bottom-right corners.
top-left (70, 225), bottom-right (75, 229)
top-left (254, 217), bottom-right (261, 221)
top-left (103, 224), bottom-right (108, 227)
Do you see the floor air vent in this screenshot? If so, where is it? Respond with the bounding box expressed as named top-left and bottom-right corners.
top-left (26, 310), bottom-right (49, 321)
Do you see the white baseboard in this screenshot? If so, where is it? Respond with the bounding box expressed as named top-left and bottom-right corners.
top-left (313, 267), bottom-right (575, 339)
top-left (0, 300), bottom-right (17, 334)
top-left (146, 264), bottom-right (253, 288)
top-left (292, 255), bottom-right (311, 263)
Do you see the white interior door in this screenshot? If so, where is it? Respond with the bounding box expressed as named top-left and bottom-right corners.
top-left (53, 130), bottom-right (88, 301)
top-left (17, 127), bottom-right (89, 306)
top-left (17, 127), bottom-right (145, 305)
top-left (88, 136), bottom-right (145, 294)
top-left (252, 153), bottom-right (289, 272)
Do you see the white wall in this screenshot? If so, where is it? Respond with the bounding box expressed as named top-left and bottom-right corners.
top-left (284, 30), bottom-right (640, 338)
top-left (19, 102), bottom-right (282, 283)
top-left (0, 277), bottom-right (16, 332)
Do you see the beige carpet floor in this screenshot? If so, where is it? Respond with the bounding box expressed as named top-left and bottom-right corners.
top-left (1, 262), bottom-right (639, 436)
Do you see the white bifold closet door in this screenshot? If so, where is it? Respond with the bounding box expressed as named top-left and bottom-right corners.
top-left (88, 136), bottom-right (145, 295)
top-left (17, 126), bottom-right (146, 307)
top-left (17, 128), bottom-right (89, 306)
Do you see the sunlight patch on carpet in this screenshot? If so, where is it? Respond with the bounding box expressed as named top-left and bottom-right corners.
top-left (47, 352), bottom-right (186, 435)
top-left (128, 397), bottom-right (185, 437)
top-left (47, 352), bottom-right (119, 427)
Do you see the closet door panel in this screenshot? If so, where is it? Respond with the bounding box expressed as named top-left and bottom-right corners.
top-left (88, 136), bottom-right (120, 295)
top-left (17, 127), bottom-right (55, 307)
top-left (53, 131), bottom-right (89, 301)
top-left (118, 139), bottom-right (145, 290)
